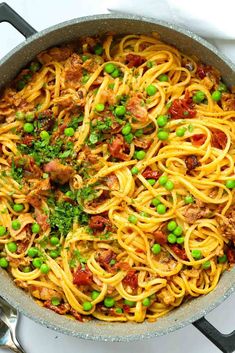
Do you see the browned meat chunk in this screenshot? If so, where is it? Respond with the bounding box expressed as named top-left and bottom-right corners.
top-left (125, 54), bottom-right (145, 68)
top-left (185, 155), bottom-right (200, 171)
top-left (97, 249), bottom-right (116, 272)
top-left (170, 244), bottom-right (188, 260)
top-left (153, 230), bottom-right (167, 245)
top-left (89, 215), bottom-right (110, 231)
top-left (44, 160), bottom-right (74, 184)
top-left (64, 53), bottom-right (83, 88)
top-left (182, 200), bottom-right (211, 224)
top-left (73, 265), bottom-right (93, 286)
top-left (126, 94), bottom-right (148, 122)
top-left (122, 269), bottom-right (138, 290)
top-left (211, 129), bottom-right (227, 149)
top-left (37, 47), bottom-right (72, 64)
top-left (26, 178), bottom-right (51, 208)
top-left (37, 109), bottom-right (55, 131)
top-left (109, 134), bottom-right (129, 160)
top-left (142, 167), bottom-right (160, 180)
top-left (221, 92), bottom-right (235, 111)
top-left (44, 301), bottom-right (71, 315)
top-left (30, 286), bottom-right (62, 301)
top-left (220, 206), bottom-right (235, 243)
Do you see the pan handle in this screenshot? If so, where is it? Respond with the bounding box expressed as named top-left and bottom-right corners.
top-left (193, 317), bottom-right (235, 353)
top-left (0, 2), bottom-right (37, 38)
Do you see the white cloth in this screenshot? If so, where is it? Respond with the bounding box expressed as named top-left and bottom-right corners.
top-left (108, 0), bottom-right (235, 62)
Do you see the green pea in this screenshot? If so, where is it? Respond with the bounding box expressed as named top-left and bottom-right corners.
top-left (50, 236), bottom-right (60, 246)
top-left (165, 180), bottom-right (174, 191)
top-left (23, 123), bottom-right (34, 133)
top-left (184, 195), bottom-right (194, 204)
top-left (7, 242), bottom-right (17, 253)
top-left (27, 247), bottom-right (38, 258)
top-left (140, 212), bottom-right (149, 217)
top-left (91, 290), bottom-right (100, 300)
top-left (158, 74), bottom-right (168, 82)
top-left (49, 250), bottom-right (59, 259)
top-left (176, 127), bottom-right (186, 137)
top-left (218, 82), bottom-right (227, 92)
top-left (124, 299), bottom-right (135, 307)
top-left (51, 297), bottom-right (61, 306)
top-left (167, 233), bottom-right (177, 244)
top-left (124, 133), bottom-right (134, 144)
top-left (211, 90), bottom-right (222, 102)
top-left (225, 180), bottom-right (235, 189)
top-left (131, 166), bottom-right (139, 175)
top-left (135, 129), bottom-right (143, 137)
top-left (115, 308), bottom-right (123, 314)
top-left (25, 112), bottom-right (35, 122)
top-left (177, 237), bottom-right (184, 244)
top-left (15, 111), bottom-right (25, 120)
top-left (122, 124), bottom-right (131, 135)
top-left (151, 197), bottom-right (161, 207)
top-left (115, 105), bottom-right (126, 116)
top-left (159, 175), bottom-right (168, 186)
top-left (81, 55), bottom-right (89, 62)
top-left (104, 297), bottom-right (115, 308)
top-left (29, 62), bottom-right (40, 72)
top-left (191, 249), bottom-right (202, 260)
top-left (173, 226), bottom-right (183, 236)
top-left (16, 80), bottom-right (26, 91)
top-left (95, 103), bottom-right (105, 112)
top-left (128, 215), bottom-right (138, 224)
top-left (142, 297), bottom-right (151, 306)
top-left (65, 191), bottom-right (75, 199)
top-left (151, 243), bottom-right (161, 255)
top-left (22, 266), bottom-right (31, 273)
top-left (0, 258), bottom-right (8, 268)
top-left (104, 63), bottom-right (116, 74)
top-left (147, 179), bottom-right (156, 186)
top-left (82, 74), bottom-right (90, 84)
top-left (193, 91), bottom-right (205, 104)
top-left (32, 257), bottom-right (43, 268)
top-left (218, 255), bottom-right (227, 263)
top-left (94, 44), bottom-right (103, 55)
top-left (31, 223), bottom-right (40, 234)
top-left (146, 84), bottom-right (157, 96)
top-left (202, 260), bottom-right (211, 269)
top-left (64, 127), bottom-right (75, 136)
top-left (111, 68), bottom-right (121, 78)
top-left (157, 130), bottom-right (169, 141)
top-left (12, 220), bottom-right (21, 230)
top-left (156, 204), bottom-right (166, 214)
top-left (13, 204), bottom-right (24, 212)
top-left (146, 61), bottom-right (153, 68)
top-left (0, 226), bottom-right (7, 237)
top-left (157, 115), bottom-right (168, 127)
top-left (136, 150), bottom-right (146, 160)
top-left (83, 301), bottom-right (93, 311)
top-left (40, 263), bottom-right (50, 274)
top-left (167, 221), bottom-right (177, 232)
top-left (40, 131), bottom-right (50, 140)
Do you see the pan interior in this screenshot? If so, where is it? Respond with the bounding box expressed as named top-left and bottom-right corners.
top-left (0, 15), bottom-right (234, 341)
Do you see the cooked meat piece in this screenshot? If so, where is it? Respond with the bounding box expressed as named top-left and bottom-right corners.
top-left (44, 300), bottom-right (71, 315)
top-left (70, 309), bottom-right (83, 321)
top-left (142, 167), bottom-right (160, 180)
top-left (170, 245), bottom-right (188, 260)
top-left (26, 178), bottom-right (51, 208)
top-left (125, 54), bottom-right (145, 68)
top-left (37, 109), bottom-right (55, 131)
top-left (153, 230), bottom-right (167, 245)
top-left (44, 160), bottom-right (74, 184)
top-left (89, 215), bottom-right (110, 231)
top-left (211, 129), bottom-right (227, 149)
top-left (105, 174), bottom-right (119, 190)
top-left (196, 64), bottom-right (220, 85)
top-left (182, 200), bottom-right (212, 224)
top-left (109, 134), bottom-right (129, 160)
top-left (134, 138), bottom-right (153, 150)
top-left (73, 265), bottom-right (93, 286)
top-left (35, 209), bottom-right (50, 232)
top-left (14, 155), bottom-right (42, 178)
top-left (169, 91), bottom-right (196, 119)
top-left (97, 249), bottom-right (116, 272)
top-left (22, 135), bottom-right (34, 146)
top-left (64, 53), bottom-right (83, 88)
top-left (122, 269), bottom-right (138, 290)
top-left (220, 206), bottom-right (235, 244)
top-left (30, 286), bottom-right (62, 301)
top-left (191, 134), bottom-right (207, 146)
top-left (227, 249), bottom-right (235, 264)
top-left (37, 47), bottom-right (72, 64)
top-left (126, 94), bottom-right (148, 122)
top-left (185, 155), bottom-right (200, 171)
top-left (53, 89), bottom-right (85, 110)
top-left (158, 288), bottom-right (175, 305)
top-left (221, 92), bottom-right (235, 111)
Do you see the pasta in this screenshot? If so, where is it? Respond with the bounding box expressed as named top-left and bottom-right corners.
top-left (0, 33), bottom-right (234, 323)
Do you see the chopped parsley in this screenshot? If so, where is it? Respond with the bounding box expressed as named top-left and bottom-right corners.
top-left (88, 118), bottom-right (113, 146)
top-left (77, 185), bottom-right (98, 203)
top-left (11, 160), bottom-right (23, 183)
top-left (69, 249), bottom-right (87, 268)
top-left (49, 199), bottom-right (89, 236)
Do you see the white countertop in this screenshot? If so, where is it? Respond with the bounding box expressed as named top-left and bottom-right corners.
top-left (0, 1), bottom-right (235, 352)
